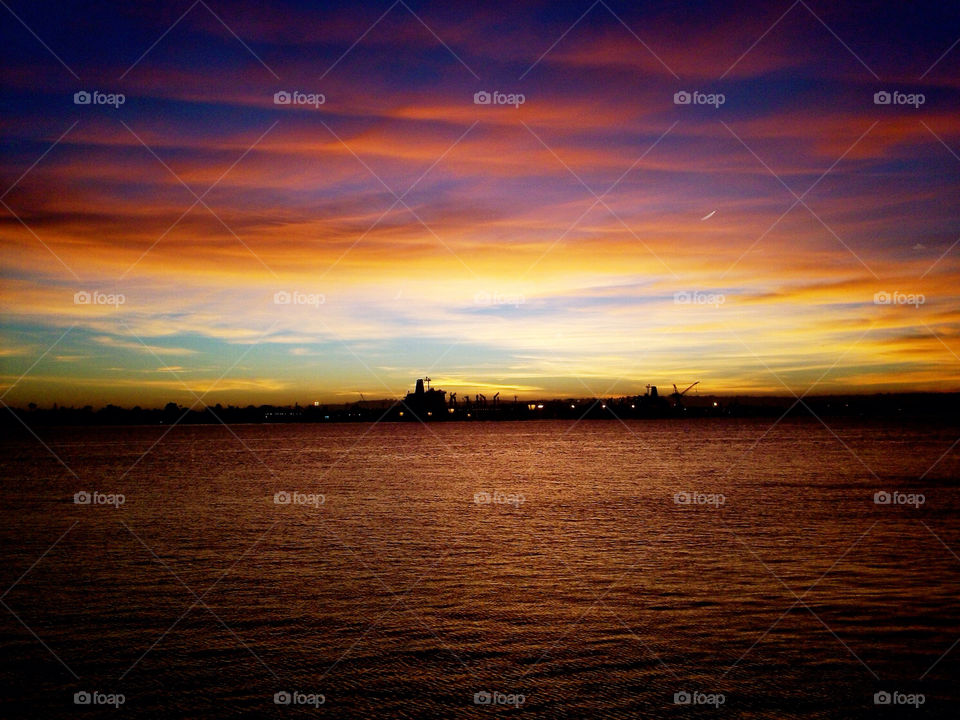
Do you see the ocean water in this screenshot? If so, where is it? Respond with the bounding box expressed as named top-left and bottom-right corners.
top-left (1, 418), bottom-right (959, 718)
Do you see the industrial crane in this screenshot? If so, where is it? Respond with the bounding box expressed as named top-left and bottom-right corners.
top-left (670, 381), bottom-right (700, 408)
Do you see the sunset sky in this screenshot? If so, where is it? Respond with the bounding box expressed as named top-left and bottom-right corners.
top-left (2, 0), bottom-right (960, 406)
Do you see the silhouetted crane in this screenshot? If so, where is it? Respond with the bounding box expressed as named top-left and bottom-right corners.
top-left (671, 382), bottom-right (700, 408)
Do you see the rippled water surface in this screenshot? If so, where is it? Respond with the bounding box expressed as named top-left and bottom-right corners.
top-left (2, 419), bottom-right (960, 718)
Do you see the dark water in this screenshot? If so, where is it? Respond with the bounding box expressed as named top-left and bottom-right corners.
top-left (1, 419), bottom-right (959, 718)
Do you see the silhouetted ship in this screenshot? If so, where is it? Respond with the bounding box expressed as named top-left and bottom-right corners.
top-left (391, 377), bottom-right (513, 421)
top-left (399, 377), bottom-right (448, 421)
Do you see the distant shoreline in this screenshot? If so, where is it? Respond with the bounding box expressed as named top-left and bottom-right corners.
top-left (3, 392), bottom-right (958, 427)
